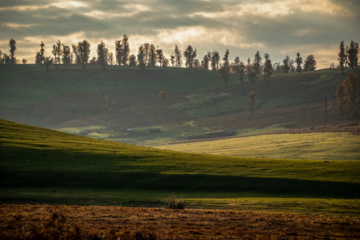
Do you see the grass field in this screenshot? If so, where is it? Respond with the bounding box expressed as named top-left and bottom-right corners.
top-left (158, 132), bottom-right (360, 160)
top-left (1, 119), bottom-right (359, 217)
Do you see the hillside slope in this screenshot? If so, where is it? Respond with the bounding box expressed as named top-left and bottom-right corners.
top-left (0, 64), bottom-right (359, 146)
top-left (1, 119), bottom-right (360, 212)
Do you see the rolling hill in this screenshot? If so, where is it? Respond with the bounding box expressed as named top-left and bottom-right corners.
top-left (1, 119), bottom-right (360, 215)
top-left (1, 64), bottom-right (359, 151)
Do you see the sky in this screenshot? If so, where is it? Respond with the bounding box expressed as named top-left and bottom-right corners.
top-left (0, 0), bottom-right (359, 69)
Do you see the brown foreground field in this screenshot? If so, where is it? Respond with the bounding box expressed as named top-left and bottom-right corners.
top-left (0, 204), bottom-right (359, 239)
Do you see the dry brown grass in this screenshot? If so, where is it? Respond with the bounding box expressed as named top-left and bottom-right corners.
top-left (1, 204), bottom-right (359, 239)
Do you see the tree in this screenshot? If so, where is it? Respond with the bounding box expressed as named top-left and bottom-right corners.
top-left (304, 55), bottom-right (317, 71)
top-left (156, 47), bottom-right (164, 66)
top-left (282, 55), bottom-right (293, 73)
top-left (217, 65), bottom-right (230, 87)
top-left (122, 34), bottom-right (130, 66)
top-left (174, 45), bottom-right (181, 67)
top-left (202, 52), bottom-right (211, 70)
top-left (253, 51), bottom-right (262, 74)
top-left (115, 40), bottom-right (123, 65)
top-left (143, 43), bottom-right (150, 66)
top-left (97, 41), bottom-right (108, 71)
top-left (78, 40), bottom-right (90, 71)
top-left (149, 44), bottom-right (156, 67)
top-left (223, 49), bottom-right (230, 69)
top-left (36, 41), bottom-right (45, 64)
top-left (336, 82), bottom-right (349, 115)
top-left (8, 39), bottom-right (16, 64)
top-left (137, 44), bottom-right (145, 71)
top-left (72, 44), bottom-right (81, 64)
top-left (246, 57), bottom-right (256, 85)
top-left (129, 54), bottom-right (137, 67)
top-left (238, 61), bottom-right (245, 91)
top-left (62, 45), bottom-right (71, 64)
top-left (22, 58), bottom-right (27, 64)
top-left (193, 59), bottom-right (201, 69)
top-left (295, 52), bottom-right (303, 74)
top-left (344, 72), bottom-right (359, 103)
top-left (211, 51), bottom-right (219, 70)
top-left (263, 53), bottom-right (272, 85)
top-left (347, 40), bottom-right (359, 70)
top-left (338, 41), bottom-right (346, 73)
top-left (52, 40), bottom-right (62, 70)
top-left (170, 53), bottom-right (175, 67)
top-left (108, 52), bottom-right (114, 65)
top-left (184, 45), bottom-right (197, 68)
top-left (247, 90), bottom-right (258, 113)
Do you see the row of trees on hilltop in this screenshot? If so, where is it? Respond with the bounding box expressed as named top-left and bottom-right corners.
top-left (1, 36), bottom-right (319, 75)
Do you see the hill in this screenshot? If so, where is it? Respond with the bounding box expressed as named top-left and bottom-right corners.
top-left (1, 64), bottom-right (359, 149)
top-left (1, 119), bottom-right (360, 215)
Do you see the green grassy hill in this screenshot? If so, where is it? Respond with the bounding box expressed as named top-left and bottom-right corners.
top-left (1, 119), bottom-right (360, 215)
top-left (1, 64), bottom-right (359, 150)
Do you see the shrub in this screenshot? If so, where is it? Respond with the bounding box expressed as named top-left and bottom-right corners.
top-left (166, 194), bottom-right (186, 209)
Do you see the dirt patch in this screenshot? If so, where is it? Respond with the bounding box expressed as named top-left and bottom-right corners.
top-left (0, 204), bottom-right (359, 239)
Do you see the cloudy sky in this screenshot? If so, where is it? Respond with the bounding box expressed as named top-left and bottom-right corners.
top-left (0, 0), bottom-right (359, 69)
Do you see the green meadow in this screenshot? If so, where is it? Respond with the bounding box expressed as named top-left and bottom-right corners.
top-left (1, 119), bottom-right (359, 217)
top-left (158, 132), bottom-right (360, 160)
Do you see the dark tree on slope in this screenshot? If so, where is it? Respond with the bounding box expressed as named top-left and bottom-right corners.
top-left (52, 40), bottom-right (62, 70)
top-left (122, 34), bottom-right (130, 66)
top-left (282, 55), bottom-right (293, 73)
top-left (62, 45), bottom-right (72, 64)
top-left (8, 39), bottom-right (16, 64)
top-left (336, 81), bottom-right (349, 115)
top-left (347, 41), bottom-right (359, 70)
top-left (35, 41), bottom-right (45, 64)
top-left (344, 72), bottom-right (359, 103)
top-left (202, 52), bottom-right (211, 70)
top-left (78, 40), bottom-right (90, 71)
top-left (223, 49), bottom-right (230, 69)
top-left (149, 44), bottom-right (156, 67)
top-left (137, 44), bottom-right (145, 71)
top-left (170, 53), bottom-right (175, 67)
top-left (304, 55), bottom-right (317, 71)
top-left (338, 41), bottom-right (346, 73)
top-left (108, 52), bottom-right (114, 65)
top-left (295, 52), bottom-right (303, 74)
top-left (44, 56), bottom-right (53, 74)
top-left (174, 45), bottom-right (181, 67)
top-left (156, 47), bottom-right (164, 66)
top-left (247, 90), bottom-right (258, 114)
top-left (72, 44), bottom-right (81, 64)
top-left (211, 51), bottom-right (219, 70)
top-left (238, 61), bottom-right (245, 91)
top-left (97, 41), bottom-right (108, 71)
top-left (129, 54), bottom-right (137, 67)
top-left (253, 51), bottom-right (262, 74)
top-left (246, 57), bottom-right (256, 85)
top-left (263, 53), bottom-right (272, 86)
top-left (184, 45), bottom-right (197, 68)
top-left (115, 40), bottom-right (123, 65)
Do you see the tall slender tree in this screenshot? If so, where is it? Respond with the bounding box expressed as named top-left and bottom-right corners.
top-left (170, 52), bottom-right (175, 67)
top-left (97, 41), bottom-right (108, 71)
top-left (115, 40), bottom-right (123, 65)
top-left (174, 45), bottom-right (181, 67)
top-left (263, 53), bottom-right (272, 86)
top-left (295, 52), bottom-right (303, 74)
top-left (129, 54), bottom-right (137, 67)
top-left (211, 51), bottom-right (219, 70)
top-left (8, 39), bottom-right (16, 64)
top-left (347, 40), bottom-right (359, 70)
top-left (78, 40), bottom-right (90, 71)
top-left (223, 49), bottom-right (230, 69)
top-left (247, 90), bottom-right (258, 114)
top-left (338, 41), bottom-right (346, 73)
top-left (246, 57), bottom-right (256, 85)
top-left (202, 52), bottom-right (211, 70)
top-left (253, 51), bottom-right (262, 74)
top-left (184, 45), bottom-right (197, 68)
top-left (282, 55), bottom-right (293, 73)
top-left (122, 34), bottom-right (130, 66)
top-left (62, 45), bottom-right (71, 64)
top-left (137, 44), bottom-right (145, 71)
top-left (156, 47), bottom-right (164, 66)
top-left (149, 44), bottom-right (156, 67)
